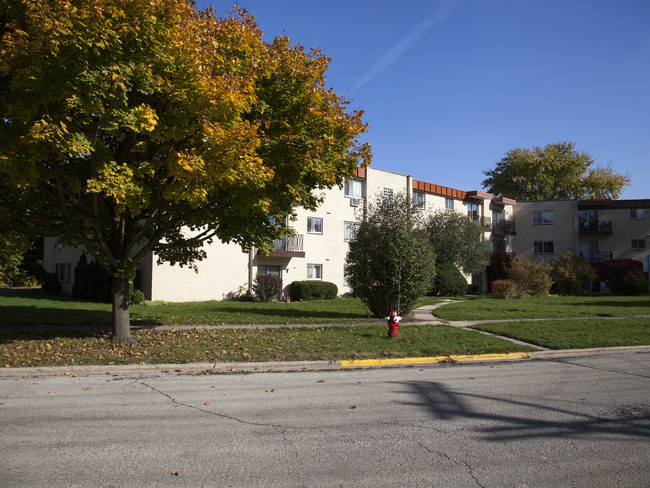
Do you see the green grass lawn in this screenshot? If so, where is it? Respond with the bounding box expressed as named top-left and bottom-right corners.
top-left (473, 317), bottom-right (650, 350)
top-left (0, 290), bottom-right (444, 327)
top-left (434, 295), bottom-right (650, 321)
top-left (1, 290), bottom-right (648, 368)
top-left (1, 324), bottom-right (533, 368)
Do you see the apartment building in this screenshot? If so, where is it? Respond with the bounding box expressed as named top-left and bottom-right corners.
top-left (512, 199), bottom-right (650, 267)
top-left (44, 166), bottom-right (516, 301)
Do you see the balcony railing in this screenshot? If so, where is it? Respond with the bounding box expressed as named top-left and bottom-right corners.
top-left (470, 215), bottom-right (492, 229)
top-left (273, 235), bottom-right (303, 252)
top-left (260, 234), bottom-right (305, 258)
top-left (493, 219), bottom-right (516, 235)
top-left (579, 220), bottom-right (612, 235)
top-left (581, 251), bottom-right (613, 263)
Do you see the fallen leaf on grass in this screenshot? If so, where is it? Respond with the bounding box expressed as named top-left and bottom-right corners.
top-left (171, 471), bottom-right (179, 476)
top-left (265, 389), bottom-right (274, 393)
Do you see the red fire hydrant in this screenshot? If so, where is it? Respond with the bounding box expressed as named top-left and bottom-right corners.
top-left (386, 310), bottom-right (401, 338)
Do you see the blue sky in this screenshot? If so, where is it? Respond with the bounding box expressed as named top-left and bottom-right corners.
top-left (199, 0), bottom-right (650, 199)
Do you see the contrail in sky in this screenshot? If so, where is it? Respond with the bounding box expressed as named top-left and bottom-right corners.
top-left (351, 0), bottom-right (457, 93)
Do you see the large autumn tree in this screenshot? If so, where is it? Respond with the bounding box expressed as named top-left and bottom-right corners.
top-left (0, 0), bottom-right (370, 343)
top-left (482, 142), bottom-right (630, 201)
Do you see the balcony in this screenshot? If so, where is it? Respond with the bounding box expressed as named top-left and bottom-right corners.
top-left (579, 220), bottom-right (612, 235)
top-left (259, 235), bottom-right (305, 258)
top-left (470, 215), bottom-right (492, 230)
top-left (581, 251), bottom-right (613, 263)
top-left (492, 219), bottom-right (516, 235)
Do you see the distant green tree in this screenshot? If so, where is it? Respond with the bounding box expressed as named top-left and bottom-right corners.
top-left (345, 193), bottom-right (436, 317)
top-left (482, 142), bottom-right (630, 200)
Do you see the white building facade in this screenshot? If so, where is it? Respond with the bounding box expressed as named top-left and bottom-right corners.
top-left (44, 166), bottom-right (517, 301)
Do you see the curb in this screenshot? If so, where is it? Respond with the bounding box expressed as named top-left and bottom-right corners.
top-left (2, 346), bottom-right (649, 378)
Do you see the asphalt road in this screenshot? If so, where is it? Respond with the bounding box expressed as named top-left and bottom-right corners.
top-left (1, 353), bottom-right (649, 487)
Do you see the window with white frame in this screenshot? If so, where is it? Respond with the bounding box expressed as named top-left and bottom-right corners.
top-left (344, 179), bottom-right (364, 199)
top-left (413, 191), bottom-right (425, 210)
top-left (56, 263), bottom-right (72, 283)
top-left (630, 209), bottom-right (645, 219)
top-left (467, 202), bottom-right (479, 220)
top-left (307, 263), bottom-right (322, 280)
top-left (533, 241), bottom-right (554, 255)
top-left (344, 221), bottom-right (360, 241)
top-left (383, 187), bottom-right (393, 203)
top-left (307, 217), bottom-right (323, 234)
top-left (343, 265), bottom-right (350, 287)
top-left (631, 239), bottom-right (646, 250)
top-left (532, 211), bottom-right (554, 225)
top-left (445, 198), bottom-right (454, 210)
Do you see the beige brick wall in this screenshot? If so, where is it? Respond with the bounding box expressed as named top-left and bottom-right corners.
top-left (512, 201), bottom-right (578, 264)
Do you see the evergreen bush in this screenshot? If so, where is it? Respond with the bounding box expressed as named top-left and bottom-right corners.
top-left (289, 281), bottom-right (338, 301)
top-left (42, 271), bottom-right (62, 295)
top-left (430, 260), bottom-right (467, 296)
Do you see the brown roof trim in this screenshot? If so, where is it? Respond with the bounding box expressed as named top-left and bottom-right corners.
top-left (466, 190), bottom-right (493, 201)
top-left (578, 199), bottom-right (650, 210)
top-left (492, 196), bottom-right (517, 205)
top-left (413, 179), bottom-right (467, 199)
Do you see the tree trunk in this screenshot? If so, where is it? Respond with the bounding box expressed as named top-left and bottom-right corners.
top-left (111, 276), bottom-right (136, 344)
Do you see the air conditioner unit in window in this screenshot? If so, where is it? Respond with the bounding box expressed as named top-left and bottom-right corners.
top-left (350, 198), bottom-right (362, 207)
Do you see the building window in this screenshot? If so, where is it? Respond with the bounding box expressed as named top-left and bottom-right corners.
top-left (257, 265), bottom-right (281, 276)
top-left (532, 211), bottom-right (554, 225)
top-left (383, 187), bottom-right (393, 203)
top-left (307, 217), bottom-right (323, 234)
top-left (413, 191), bottom-right (425, 210)
top-left (344, 221), bottom-right (360, 241)
top-left (632, 239), bottom-right (646, 250)
top-left (445, 198), bottom-right (454, 210)
top-left (467, 202), bottom-right (479, 221)
top-left (55, 263), bottom-right (72, 283)
top-left (533, 241), bottom-right (554, 255)
top-left (630, 209), bottom-right (645, 219)
top-left (344, 179), bottom-right (364, 199)
top-left (307, 264), bottom-right (322, 280)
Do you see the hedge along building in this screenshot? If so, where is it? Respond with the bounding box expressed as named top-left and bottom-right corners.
top-left (43, 166), bottom-right (516, 301)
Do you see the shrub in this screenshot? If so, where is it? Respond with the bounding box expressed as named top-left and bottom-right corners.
top-left (549, 249), bottom-right (596, 295)
top-left (253, 273), bottom-right (283, 302)
top-left (598, 259), bottom-right (648, 295)
top-left (72, 253), bottom-right (111, 302)
top-left (42, 271), bottom-right (62, 295)
top-left (290, 281), bottom-right (338, 301)
top-left (486, 252), bottom-right (513, 290)
top-left (507, 257), bottom-right (553, 296)
top-left (129, 286), bottom-right (146, 305)
top-left (345, 193), bottom-right (436, 317)
top-left (490, 279), bottom-right (517, 299)
top-left (430, 260), bottom-right (467, 296)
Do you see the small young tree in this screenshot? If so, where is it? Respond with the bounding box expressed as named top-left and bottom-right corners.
top-left (252, 273), bottom-right (282, 302)
top-left (507, 257), bottom-right (553, 296)
top-left (549, 250), bottom-right (596, 295)
top-left (345, 193), bottom-right (436, 318)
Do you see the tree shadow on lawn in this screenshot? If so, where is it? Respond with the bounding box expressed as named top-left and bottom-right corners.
top-left (213, 305), bottom-right (375, 323)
